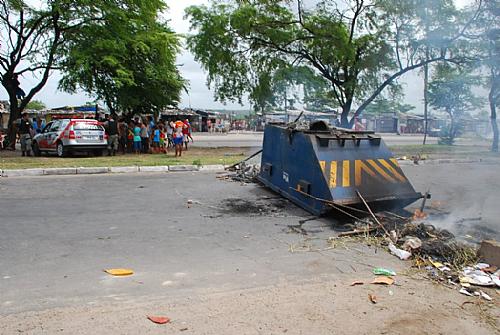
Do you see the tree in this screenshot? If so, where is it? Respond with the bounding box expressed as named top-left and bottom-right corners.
top-left (363, 98), bottom-right (415, 115)
top-left (428, 63), bottom-right (482, 145)
top-left (408, 0), bottom-right (460, 145)
top-left (25, 99), bottom-right (46, 111)
top-left (59, 2), bottom-right (185, 117)
top-left (185, 0), bottom-right (481, 128)
top-left (472, 0), bottom-right (499, 152)
top-left (249, 64), bottom-right (333, 114)
top-left (0, 0), bottom-right (146, 148)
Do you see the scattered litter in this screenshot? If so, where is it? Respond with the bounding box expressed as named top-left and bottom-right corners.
top-left (350, 281), bottom-right (364, 286)
top-left (368, 293), bottom-right (377, 304)
top-left (402, 237), bottom-right (422, 251)
top-left (482, 266), bottom-right (498, 274)
top-left (429, 258), bottom-right (444, 269)
top-left (373, 268), bottom-right (396, 276)
top-left (223, 159), bottom-right (261, 183)
top-left (480, 291), bottom-right (493, 301)
top-left (104, 268), bottom-right (134, 276)
top-left (371, 276), bottom-right (394, 285)
top-left (462, 267), bottom-right (495, 286)
top-left (180, 327), bottom-right (189, 331)
top-left (147, 316), bottom-right (170, 324)
top-left (459, 288), bottom-right (474, 297)
top-left (389, 243), bottom-right (412, 260)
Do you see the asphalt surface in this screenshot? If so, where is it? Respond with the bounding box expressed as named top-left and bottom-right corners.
top-left (0, 162), bottom-right (499, 315)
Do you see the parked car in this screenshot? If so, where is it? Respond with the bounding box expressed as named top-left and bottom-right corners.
top-left (32, 119), bottom-right (107, 157)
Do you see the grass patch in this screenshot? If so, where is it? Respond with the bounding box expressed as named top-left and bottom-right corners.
top-left (388, 144), bottom-right (499, 159)
top-left (0, 147), bottom-right (248, 170)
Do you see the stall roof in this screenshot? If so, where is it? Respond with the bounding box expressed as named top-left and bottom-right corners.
top-left (160, 108), bottom-right (199, 116)
top-left (51, 105), bottom-right (101, 112)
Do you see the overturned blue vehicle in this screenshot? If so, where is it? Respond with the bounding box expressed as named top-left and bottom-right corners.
top-left (257, 122), bottom-right (423, 216)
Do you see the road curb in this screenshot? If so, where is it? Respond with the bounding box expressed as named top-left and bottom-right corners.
top-left (138, 166), bottom-right (169, 173)
top-left (1, 168), bottom-right (44, 177)
top-left (168, 165), bottom-right (199, 172)
top-left (398, 158), bottom-right (499, 166)
top-left (109, 166), bottom-right (139, 173)
top-left (4, 158), bottom-right (495, 177)
top-left (77, 167), bottom-right (109, 175)
top-left (43, 168), bottom-right (78, 175)
top-left (198, 164), bottom-right (225, 172)
top-left (1, 164), bottom-right (218, 177)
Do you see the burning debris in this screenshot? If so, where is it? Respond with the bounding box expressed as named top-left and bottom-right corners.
top-left (220, 150), bottom-right (262, 183)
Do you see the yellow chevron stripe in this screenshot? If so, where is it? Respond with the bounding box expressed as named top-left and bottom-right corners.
top-left (319, 160), bottom-right (326, 174)
top-left (342, 160), bottom-right (350, 187)
top-left (355, 160), bottom-right (379, 186)
top-left (367, 159), bottom-right (397, 182)
top-left (380, 159), bottom-right (406, 182)
top-left (329, 161), bottom-right (337, 188)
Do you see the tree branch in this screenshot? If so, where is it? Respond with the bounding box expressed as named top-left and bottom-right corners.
top-left (352, 56), bottom-right (447, 121)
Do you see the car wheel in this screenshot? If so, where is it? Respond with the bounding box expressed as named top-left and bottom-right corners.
top-left (32, 142), bottom-right (41, 157)
top-left (56, 142), bottom-right (66, 158)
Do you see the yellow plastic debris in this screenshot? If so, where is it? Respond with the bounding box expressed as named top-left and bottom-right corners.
top-left (104, 268), bottom-right (134, 276)
top-left (429, 258), bottom-right (444, 269)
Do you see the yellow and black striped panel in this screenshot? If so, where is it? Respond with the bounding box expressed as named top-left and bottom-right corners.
top-left (319, 158), bottom-right (408, 188)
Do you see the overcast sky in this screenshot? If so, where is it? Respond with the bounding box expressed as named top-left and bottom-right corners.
top-left (0, 0), bottom-right (475, 113)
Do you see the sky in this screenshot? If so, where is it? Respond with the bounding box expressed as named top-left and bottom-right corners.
top-left (0, 0), bottom-right (476, 113)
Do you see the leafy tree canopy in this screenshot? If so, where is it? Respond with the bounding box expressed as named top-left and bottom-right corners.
top-left (0, 0), bottom-right (180, 146)
top-left (185, 0), bottom-right (479, 127)
top-left (429, 63), bottom-right (482, 144)
top-left (59, 1), bottom-right (185, 116)
top-left (363, 98), bottom-right (415, 115)
top-left (25, 100), bottom-right (46, 111)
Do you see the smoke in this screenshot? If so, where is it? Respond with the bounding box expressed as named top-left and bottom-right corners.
top-left (424, 202), bottom-right (499, 244)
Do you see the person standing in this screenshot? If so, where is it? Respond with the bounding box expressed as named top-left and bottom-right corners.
top-left (118, 118), bottom-right (128, 154)
top-left (127, 121), bottom-right (135, 154)
top-left (133, 121), bottom-right (142, 154)
top-left (151, 125), bottom-right (160, 154)
top-left (159, 124), bottom-right (166, 154)
top-left (104, 114), bottom-right (119, 156)
top-left (140, 121), bottom-right (149, 154)
top-left (182, 119), bottom-right (191, 151)
top-left (166, 121), bottom-right (174, 148)
top-left (172, 120), bottom-right (184, 157)
top-left (17, 113), bottom-right (33, 156)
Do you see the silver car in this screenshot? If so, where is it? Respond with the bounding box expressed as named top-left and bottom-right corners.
top-left (32, 119), bottom-right (107, 157)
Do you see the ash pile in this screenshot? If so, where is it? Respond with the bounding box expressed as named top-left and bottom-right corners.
top-left (330, 203), bottom-right (500, 300)
top-left (219, 150), bottom-right (262, 183)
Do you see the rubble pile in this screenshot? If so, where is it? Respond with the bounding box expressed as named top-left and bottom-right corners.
top-left (333, 205), bottom-right (499, 301)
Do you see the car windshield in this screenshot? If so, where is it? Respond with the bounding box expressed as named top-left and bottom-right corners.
top-left (74, 123), bottom-right (104, 131)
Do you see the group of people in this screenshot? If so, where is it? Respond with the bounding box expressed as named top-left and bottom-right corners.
top-left (105, 115), bottom-right (193, 157)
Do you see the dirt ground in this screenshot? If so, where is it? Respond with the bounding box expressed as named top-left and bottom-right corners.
top-left (1, 275), bottom-right (498, 334)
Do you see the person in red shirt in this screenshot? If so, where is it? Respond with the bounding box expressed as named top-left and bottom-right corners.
top-left (182, 119), bottom-right (193, 150)
top-left (172, 120), bottom-right (185, 157)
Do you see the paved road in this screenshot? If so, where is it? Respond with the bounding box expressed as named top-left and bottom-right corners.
top-left (190, 132), bottom-right (488, 148)
top-left (0, 162), bottom-right (498, 316)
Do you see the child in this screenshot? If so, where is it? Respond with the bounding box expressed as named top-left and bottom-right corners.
top-left (172, 120), bottom-right (184, 157)
top-left (152, 125), bottom-right (160, 154)
top-left (159, 124), bottom-right (166, 154)
top-left (133, 122), bottom-right (142, 154)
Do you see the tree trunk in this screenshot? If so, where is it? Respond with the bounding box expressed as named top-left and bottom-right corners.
top-left (423, 59), bottom-right (429, 145)
top-left (4, 79), bottom-right (21, 150)
top-left (490, 85), bottom-right (498, 152)
top-left (341, 96), bottom-right (353, 128)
